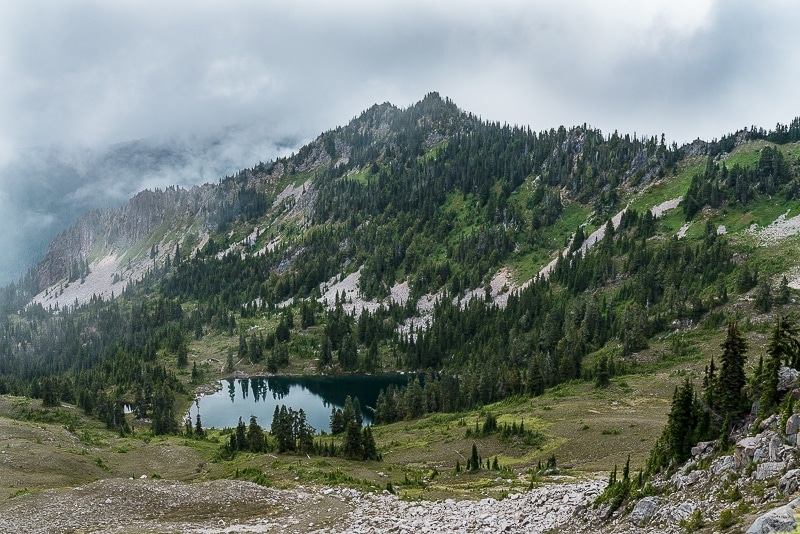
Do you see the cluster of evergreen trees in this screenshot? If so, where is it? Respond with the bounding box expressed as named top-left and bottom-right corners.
top-left (599, 314), bottom-right (800, 513)
top-left (217, 415), bottom-right (268, 458)
top-left (327, 396), bottom-right (379, 461)
top-left (647, 316), bottom-right (800, 473)
top-left (463, 412), bottom-right (545, 447)
top-left (683, 148), bottom-right (794, 219)
top-left (270, 405), bottom-right (315, 453)
top-left (0, 292), bottom-right (186, 435)
top-left (214, 400), bottom-right (379, 462)
top-left (368, 215), bottom-right (736, 420)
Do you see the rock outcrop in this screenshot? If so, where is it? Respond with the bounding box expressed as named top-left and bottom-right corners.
top-left (590, 398), bottom-right (800, 533)
top-left (746, 496), bottom-right (800, 534)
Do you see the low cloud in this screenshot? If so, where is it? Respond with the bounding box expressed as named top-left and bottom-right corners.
top-left (0, 126), bottom-right (298, 283)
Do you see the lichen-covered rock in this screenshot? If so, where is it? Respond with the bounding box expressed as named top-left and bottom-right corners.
top-left (779, 469), bottom-right (800, 495)
top-left (786, 413), bottom-right (800, 435)
top-left (736, 436), bottom-right (762, 468)
top-left (691, 441), bottom-right (714, 458)
top-left (761, 414), bottom-right (780, 431)
top-left (711, 455), bottom-right (736, 475)
top-left (769, 434), bottom-right (784, 462)
top-left (746, 496), bottom-right (800, 534)
top-left (778, 367), bottom-right (800, 391)
top-left (755, 461), bottom-right (787, 481)
top-left (630, 497), bottom-right (660, 527)
top-left (668, 500), bottom-right (698, 526)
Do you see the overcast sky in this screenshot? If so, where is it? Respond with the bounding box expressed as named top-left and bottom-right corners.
top-left (0, 0), bottom-right (798, 283)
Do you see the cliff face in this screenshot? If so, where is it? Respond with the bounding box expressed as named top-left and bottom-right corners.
top-left (34, 185), bottom-right (216, 289)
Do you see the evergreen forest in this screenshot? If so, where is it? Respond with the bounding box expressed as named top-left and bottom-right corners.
top-left (2, 94), bottom-right (800, 500)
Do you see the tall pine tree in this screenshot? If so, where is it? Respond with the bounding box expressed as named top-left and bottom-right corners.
top-left (716, 321), bottom-right (747, 416)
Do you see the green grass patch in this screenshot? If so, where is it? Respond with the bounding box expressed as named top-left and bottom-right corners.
top-left (782, 141), bottom-right (800, 161)
top-left (716, 199), bottom-right (800, 235)
top-left (721, 140), bottom-right (770, 168)
top-left (8, 488), bottom-right (37, 499)
top-left (422, 140), bottom-right (448, 162)
top-left (346, 167), bottom-right (373, 185)
top-left (628, 157), bottom-right (704, 214)
top-left (507, 201), bottom-right (594, 283)
top-left (235, 467), bottom-right (273, 487)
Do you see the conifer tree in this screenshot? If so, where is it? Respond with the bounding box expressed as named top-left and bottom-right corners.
top-left (195, 413), bottom-right (205, 439)
top-left (177, 343), bottom-right (188, 368)
top-left (330, 407), bottom-right (345, 434)
top-left (151, 384), bottom-right (178, 435)
top-left (778, 275), bottom-right (791, 306)
top-left (754, 277), bottom-right (773, 313)
top-left (702, 357), bottom-right (716, 409)
top-left (319, 335), bottom-right (333, 368)
top-left (759, 316), bottom-right (800, 417)
top-left (343, 419), bottom-right (363, 459)
top-left (247, 415), bottom-right (266, 452)
top-left (668, 380), bottom-right (698, 463)
top-left (353, 397), bottom-right (363, 427)
top-left (716, 321), bottom-right (747, 416)
top-left (648, 379), bottom-right (699, 472)
top-left (342, 396), bottom-right (356, 426)
top-left (595, 354), bottom-right (611, 388)
top-left (235, 416), bottom-right (247, 451)
top-left (469, 443), bottom-right (480, 471)
top-left (622, 303), bottom-right (648, 357)
top-left (184, 415), bottom-right (193, 436)
top-left (296, 409), bottom-right (315, 453)
top-left (41, 377), bottom-right (59, 407)
top-left (361, 426), bottom-right (378, 461)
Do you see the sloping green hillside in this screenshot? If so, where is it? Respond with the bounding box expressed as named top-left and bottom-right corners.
top-left (0, 96), bottom-right (799, 483)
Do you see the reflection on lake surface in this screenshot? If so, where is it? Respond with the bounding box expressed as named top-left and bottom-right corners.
top-left (188, 375), bottom-right (410, 433)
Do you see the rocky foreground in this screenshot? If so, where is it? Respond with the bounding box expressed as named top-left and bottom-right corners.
top-left (0, 477), bottom-right (609, 534)
top-left (0, 456), bottom-right (796, 534)
top-left (6, 369), bottom-right (800, 533)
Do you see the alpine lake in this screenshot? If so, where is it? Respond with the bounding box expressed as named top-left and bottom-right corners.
top-left (187, 374), bottom-right (412, 433)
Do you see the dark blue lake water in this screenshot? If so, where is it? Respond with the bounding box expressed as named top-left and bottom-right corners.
top-left (188, 374), bottom-right (410, 433)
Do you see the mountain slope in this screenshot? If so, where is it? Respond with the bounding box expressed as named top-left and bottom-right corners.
top-left (3, 94), bottom-right (800, 532)
top-left (2, 93), bottom-right (800, 430)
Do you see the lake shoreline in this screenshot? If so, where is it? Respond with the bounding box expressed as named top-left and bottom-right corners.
top-left (188, 374), bottom-right (414, 433)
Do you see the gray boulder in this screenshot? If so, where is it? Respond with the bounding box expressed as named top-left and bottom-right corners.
top-left (755, 461), bottom-right (786, 481)
top-left (630, 497), bottom-right (660, 527)
top-left (668, 500), bottom-right (698, 526)
top-left (778, 367), bottom-right (800, 391)
top-left (746, 496), bottom-right (800, 533)
top-left (712, 455), bottom-right (736, 475)
top-left (761, 415), bottom-right (780, 431)
top-left (691, 441), bottom-right (714, 458)
top-left (737, 436), bottom-right (762, 468)
top-left (770, 434), bottom-right (784, 462)
top-left (779, 469), bottom-right (800, 495)
top-left (786, 413), bottom-right (800, 436)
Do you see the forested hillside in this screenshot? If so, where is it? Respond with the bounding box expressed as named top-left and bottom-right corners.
top-left (1, 92), bottom-right (800, 440)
